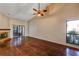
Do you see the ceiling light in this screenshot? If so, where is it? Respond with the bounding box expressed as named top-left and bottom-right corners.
top-left (37, 13), bottom-right (41, 16)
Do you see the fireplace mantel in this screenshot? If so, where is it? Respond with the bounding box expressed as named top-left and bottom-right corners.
top-left (0, 29), bottom-right (10, 30)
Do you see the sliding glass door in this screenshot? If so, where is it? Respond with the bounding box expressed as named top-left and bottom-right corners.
top-left (67, 20), bottom-right (79, 45)
top-left (12, 25), bottom-right (25, 46)
top-left (13, 25), bottom-right (25, 38)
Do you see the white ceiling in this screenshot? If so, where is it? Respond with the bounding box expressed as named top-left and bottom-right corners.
top-left (0, 3), bottom-right (48, 21)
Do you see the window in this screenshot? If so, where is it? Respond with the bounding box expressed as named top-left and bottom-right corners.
top-left (67, 20), bottom-right (79, 45)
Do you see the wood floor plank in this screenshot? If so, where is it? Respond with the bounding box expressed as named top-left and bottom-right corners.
top-left (0, 36), bottom-right (79, 56)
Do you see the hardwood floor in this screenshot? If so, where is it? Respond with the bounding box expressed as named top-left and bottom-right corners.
top-left (0, 36), bottom-right (79, 56)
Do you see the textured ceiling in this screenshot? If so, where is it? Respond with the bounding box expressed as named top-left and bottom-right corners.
top-left (0, 3), bottom-right (48, 21)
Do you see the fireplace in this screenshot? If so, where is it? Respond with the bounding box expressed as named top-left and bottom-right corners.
top-left (0, 29), bottom-right (10, 39)
top-left (0, 29), bottom-right (11, 47)
top-left (0, 32), bottom-right (8, 39)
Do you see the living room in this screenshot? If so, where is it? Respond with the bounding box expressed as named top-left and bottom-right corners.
top-left (0, 3), bottom-right (79, 56)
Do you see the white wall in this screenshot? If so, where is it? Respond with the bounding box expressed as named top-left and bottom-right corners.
top-left (0, 14), bottom-right (10, 29)
top-left (29, 4), bottom-right (79, 49)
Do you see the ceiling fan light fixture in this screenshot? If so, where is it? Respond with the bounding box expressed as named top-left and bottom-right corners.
top-left (37, 13), bottom-right (41, 16)
top-left (33, 3), bottom-right (47, 16)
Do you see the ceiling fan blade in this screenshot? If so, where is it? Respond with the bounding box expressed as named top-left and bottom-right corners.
top-left (41, 14), bottom-right (44, 16)
top-left (43, 9), bottom-right (47, 12)
top-left (33, 8), bottom-right (38, 12)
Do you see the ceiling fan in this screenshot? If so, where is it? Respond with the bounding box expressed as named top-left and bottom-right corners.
top-left (33, 3), bottom-right (47, 16)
